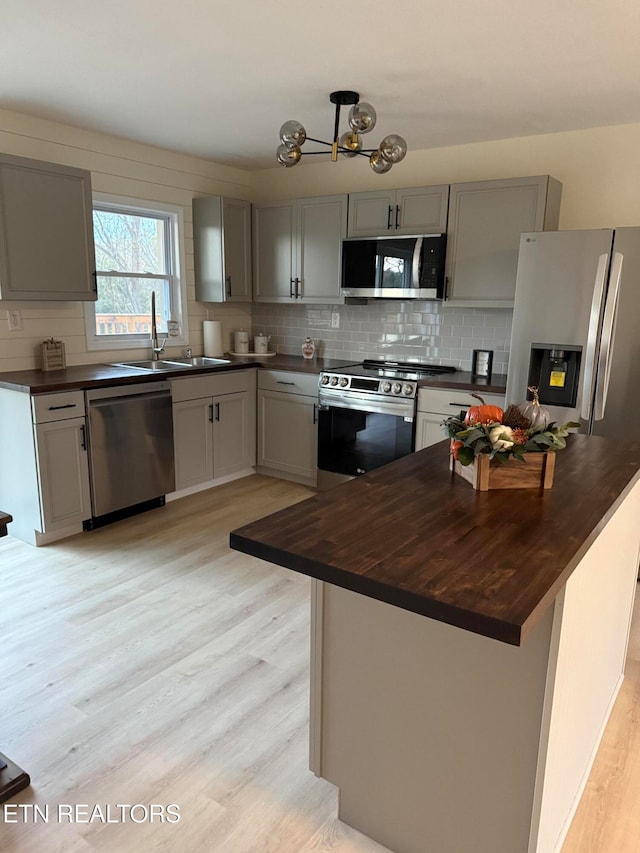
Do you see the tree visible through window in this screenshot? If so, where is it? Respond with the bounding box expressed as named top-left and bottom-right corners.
top-left (91, 204), bottom-right (175, 337)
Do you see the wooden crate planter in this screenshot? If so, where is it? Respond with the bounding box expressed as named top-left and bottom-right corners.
top-left (450, 450), bottom-right (556, 491)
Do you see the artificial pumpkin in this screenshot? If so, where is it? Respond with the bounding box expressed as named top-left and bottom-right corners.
top-left (488, 425), bottom-right (515, 450)
top-left (517, 387), bottom-right (550, 432)
top-left (450, 439), bottom-right (464, 460)
top-left (464, 393), bottom-right (504, 426)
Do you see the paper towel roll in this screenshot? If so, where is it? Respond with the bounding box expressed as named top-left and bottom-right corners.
top-left (203, 320), bottom-right (223, 357)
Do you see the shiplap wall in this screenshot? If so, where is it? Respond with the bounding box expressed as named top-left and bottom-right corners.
top-left (0, 108), bottom-right (252, 371)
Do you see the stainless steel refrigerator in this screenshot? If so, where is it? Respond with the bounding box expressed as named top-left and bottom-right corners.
top-left (507, 228), bottom-right (640, 436)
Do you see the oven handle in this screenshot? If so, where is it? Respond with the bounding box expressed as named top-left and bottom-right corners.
top-left (318, 394), bottom-right (415, 419)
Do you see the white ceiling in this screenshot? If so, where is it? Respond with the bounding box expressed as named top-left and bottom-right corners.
top-left (3, 0), bottom-right (640, 170)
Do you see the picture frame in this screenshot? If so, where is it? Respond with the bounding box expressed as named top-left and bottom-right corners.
top-left (471, 349), bottom-right (493, 379)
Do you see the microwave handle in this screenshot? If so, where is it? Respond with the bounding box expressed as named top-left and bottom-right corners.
top-left (412, 237), bottom-right (423, 289)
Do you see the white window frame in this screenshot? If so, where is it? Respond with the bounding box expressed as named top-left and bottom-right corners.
top-left (84, 193), bottom-right (188, 351)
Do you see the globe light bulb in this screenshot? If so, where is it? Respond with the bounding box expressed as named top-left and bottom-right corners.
top-left (339, 131), bottom-right (361, 158)
top-left (348, 102), bottom-right (377, 134)
top-left (279, 120), bottom-right (306, 147)
top-left (369, 150), bottom-right (392, 174)
top-left (276, 143), bottom-right (302, 168)
top-left (379, 134), bottom-right (408, 164)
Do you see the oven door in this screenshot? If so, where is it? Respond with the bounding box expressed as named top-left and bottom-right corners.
top-left (317, 394), bottom-right (415, 483)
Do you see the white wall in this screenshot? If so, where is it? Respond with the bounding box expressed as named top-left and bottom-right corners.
top-left (251, 122), bottom-right (640, 230)
top-left (0, 108), bottom-right (252, 371)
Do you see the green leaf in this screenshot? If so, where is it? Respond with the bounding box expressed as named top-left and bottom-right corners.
top-left (456, 446), bottom-right (475, 466)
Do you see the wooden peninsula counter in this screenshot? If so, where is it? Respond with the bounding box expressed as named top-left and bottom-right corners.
top-left (230, 435), bottom-right (640, 853)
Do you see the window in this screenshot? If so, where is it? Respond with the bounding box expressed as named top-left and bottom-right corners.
top-left (85, 194), bottom-right (187, 350)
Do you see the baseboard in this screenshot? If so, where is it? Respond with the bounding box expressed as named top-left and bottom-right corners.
top-left (254, 466), bottom-right (317, 488)
top-left (34, 521), bottom-right (85, 546)
top-left (166, 468), bottom-right (255, 502)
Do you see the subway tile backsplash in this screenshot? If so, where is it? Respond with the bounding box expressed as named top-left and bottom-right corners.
top-left (251, 301), bottom-right (512, 374)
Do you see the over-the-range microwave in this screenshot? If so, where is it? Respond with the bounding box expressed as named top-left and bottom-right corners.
top-left (341, 234), bottom-right (446, 299)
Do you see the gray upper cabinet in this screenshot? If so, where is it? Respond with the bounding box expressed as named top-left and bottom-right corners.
top-left (0, 152), bottom-right (97, 301)
top-left (444, 176), bottom-right (562, 308)
top-left (253, 194), bottom-right (347, 304)
top-left (253, 200), bottom-right (295, 301)
top-left (193, 196), bottom-right (252, 302)
top-left (347, 185), bottom-right (449, 238)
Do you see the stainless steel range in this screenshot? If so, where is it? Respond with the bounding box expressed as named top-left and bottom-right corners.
top-left (317, 359), bottom-right (456, 489)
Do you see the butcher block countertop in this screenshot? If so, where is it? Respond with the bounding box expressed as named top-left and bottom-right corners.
top-left (0, 355), bottom-right (358, 394)
top-left (0, 353), bottom-right (506, 396)
top-left (231, 434), bottom-right (640, 646)
top-left (417, 370), bottom-right (506, 395)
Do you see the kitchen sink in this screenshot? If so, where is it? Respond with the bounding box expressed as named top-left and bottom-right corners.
top-left (111, 356), bottom-right (232, 371)
top-left (111, 360), bottom-right (189, 371)
top-left (164, 356), bottom-right (231, 367)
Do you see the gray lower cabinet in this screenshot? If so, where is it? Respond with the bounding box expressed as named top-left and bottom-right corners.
top-left (444, 175), bottom-right (562, 308)
top-left (35, 417), bottom-right (91, 532)
top-left (347, 185), bottom-right (449, 237)
top-left (0, 388), bottom-right (91, 545)
top-left (172, 371), bottom-right (257, 491)
top-left (253, 195), bottom-right (347, 303)
top-left (193, 196), bottom-right (252, 302)
top-left (0, 152), bottom-right (97, 301)
top-left (256, 370), bottom-right (318, 486)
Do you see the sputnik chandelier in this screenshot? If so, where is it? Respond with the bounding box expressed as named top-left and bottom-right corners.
top-left (276, 90), bottom-right (408, 173)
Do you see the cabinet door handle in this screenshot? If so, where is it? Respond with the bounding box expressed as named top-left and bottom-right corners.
top-left (296, 277), bottom-right (302, 298)
top-left (48, 403), bottom-right (77, 410)
top-left (387, 205), bottom-right (393, 230)
top-left (395, 205), bottom-right (400, 229)
top-left (208, 403), bottom-right (214, 422)
top-left (313, 403), bottom-right (318, 424)
top-left (226, 275), bottom-right (232, 297)
top-left (215, 402), bottom-right (220, 422)
top-left (277, 381), bottom-right (296, 386)
top-left (290, 278), bottom-right (295, 298)
top-left (80, 424), bottom-right (87, 450)
top-left (444, 275), bottom-right (449, 301)
top-left (91, 271), bottom-right (98, 292)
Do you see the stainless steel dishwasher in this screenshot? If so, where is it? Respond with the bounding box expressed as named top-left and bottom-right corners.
top-left (84, 381), bottom-right (175, 526)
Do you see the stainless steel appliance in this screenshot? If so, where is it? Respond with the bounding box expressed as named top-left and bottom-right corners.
top-left (84, 381), bottom-right (175, 526)
top-left (317, 359), bottom-right (456, 488)
top-left (507, 228), bottom-right (640, 437)
top-left (341, 235), bottom-right (446, 299)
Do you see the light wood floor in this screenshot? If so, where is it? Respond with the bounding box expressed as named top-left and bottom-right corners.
top-left (0, 474), bottom-right (638, 853)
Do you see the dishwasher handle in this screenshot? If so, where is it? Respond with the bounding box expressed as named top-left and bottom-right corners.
top-left (88, 389), bottom-right (171, 409)
top-left (85, 381), bottom-right (171, 404)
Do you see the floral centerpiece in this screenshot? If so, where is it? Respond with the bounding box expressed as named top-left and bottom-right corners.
top-left (442, 388), bottom-right (579, 490)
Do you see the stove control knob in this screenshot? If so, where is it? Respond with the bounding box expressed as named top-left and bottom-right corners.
top-left (320, 374), bottom-right (330, 385)
top-left (339, 377), bottom-right (349, 387)
top-left (330, 376), bottom-right (339, 386)
top-left (392, 382), bottom-right (402, 395)
top-left (381, 381), bottom-right (392, 393)
top-left (403, 383), bottom-right (414, 396)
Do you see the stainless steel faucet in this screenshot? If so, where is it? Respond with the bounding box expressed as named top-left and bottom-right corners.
top-left (150, 292), bottom-right (167, 361)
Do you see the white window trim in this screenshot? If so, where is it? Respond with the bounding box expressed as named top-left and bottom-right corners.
top-left (84, 192), bottom-right (189, 352)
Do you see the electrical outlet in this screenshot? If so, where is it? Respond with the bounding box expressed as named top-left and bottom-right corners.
top-left (8, 310), bottom-right (22, 331)
top-left (331, 312), bottom-right (340, 329)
